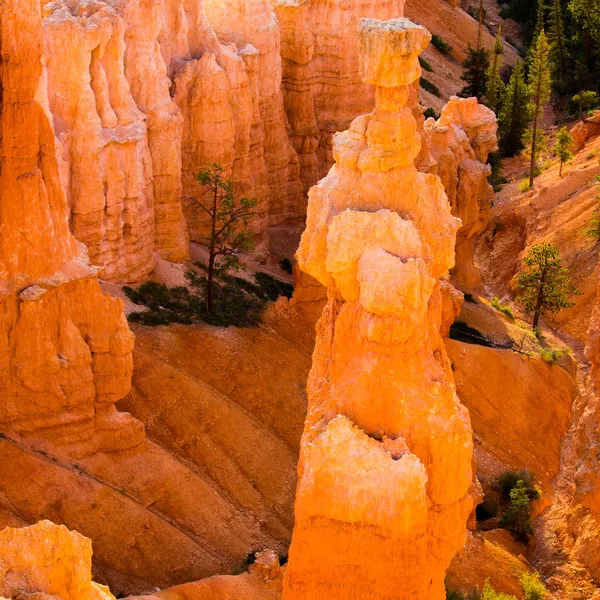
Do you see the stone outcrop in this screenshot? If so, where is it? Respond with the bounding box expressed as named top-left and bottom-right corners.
top-left (419, 97), bottom-right (497, 291)
top-left (42, 0), bottom-right (188, 282)
top-left (0, 521), bottom-right (115, 600)
top-left (273, 0), bottom-right (406, 193)
top-left (283, 18), bottom-right (473, 600)
top-left (0, 0), bottom-right (142, 456)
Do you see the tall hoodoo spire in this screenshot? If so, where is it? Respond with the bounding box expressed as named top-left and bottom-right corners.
top-left (283, 17), bottom-right (474, 600)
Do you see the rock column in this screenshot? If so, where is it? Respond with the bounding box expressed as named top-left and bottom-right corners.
top-left (283, 18), bottom-right (473, 600)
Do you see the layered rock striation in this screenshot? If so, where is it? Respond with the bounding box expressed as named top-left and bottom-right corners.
top-left (283, 18), bottom-right (473, 600)
top-left (0, 0), bottom-right (142, 456)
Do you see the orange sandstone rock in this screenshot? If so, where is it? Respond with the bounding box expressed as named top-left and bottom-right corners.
top-left (0, 520), bottom-right (115, 600)
top-left (0, 0), bottom-right (142, 456)
top-left (419, 97), bottom-right (497, 291)
top-left (284, 18), bottom-right (473, 600)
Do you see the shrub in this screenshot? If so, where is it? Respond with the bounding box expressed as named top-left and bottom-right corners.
top-left (124, 268), bottom-right (293, 328)
top-left (539, 347), bottom-right (570, 364)
top-left (491, 297), bottom-right (515, 319)
top-left (518, 178), bottom-right (531, 193)
top-left (481, 580), bottom-right (517, 600)
top-left (419, 56), bottom-right (434, 72)
top-left (495, 470), bottom-right (539, 502)
top-left (431, 34), bottom-right (452, 54)
top-left (521, 572), bottom-right (547, 600)
top-left (420, 78), bottom-right (441, 98)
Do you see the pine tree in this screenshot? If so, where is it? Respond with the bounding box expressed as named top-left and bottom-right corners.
top-left (460, 45), bottom-right (491, 100)
top-left (532, 0), bottom-right (547, 44)
top-left (517, 242), bottom-right (579, 330)
top-left (569, 0), bottom-right (600, 47)
top-left (554, 126), bottom-right (573, 176)
top-left (548, 0), bottom-right (569, 90)
top-left (498, 60), bottom-right (531, 156)
top-left (485, 27), bottom-right (506, 113)
top-left (527, 30), bottom-right (552, 187)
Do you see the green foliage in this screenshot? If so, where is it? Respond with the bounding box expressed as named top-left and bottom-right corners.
top-left (554, 126), bottom-right (573, 176)
top-left (460, 45), bottom-right (491, 100)
top-left (421, 78), bottom-right (441, 97)
top-left (485, 28), bottom-right (506, 113)
top-left (548, 0), bottom-right (570, 90)
top-left (193, 163), bottom-right (259, 314)
top-left (498, 60), bottom-right (531, 157)
top-left (521, 572), bottom-right (548, 600)
top-left (419, 56), bottom-right (434, 72)
top-left (527, 30), bottom-right (552, 186)
top-left (518, 178), bottom-right (532, 192)
top-left (517, 242), bottom-right (579, 329)
top-left (539, 347), bottom-right (571, 363)
top-left (570, 90), bottom-right (600, 119)
top-left (495, 470), bottom-right (540, 502)
top-left (499, 480), bottom-right (536, 541)
top-left (569, 0), bottom-right (600, 45)
top-left (124, 269), bottom-right (293, 328)
top-left (491, 297), bottom-right (515, 319)
top-left (587, 197), bottom-right (600, 240)
top-left (431, 34), bottom-right (452, 54)
top-left (481, 580), bottom-right (517, 600)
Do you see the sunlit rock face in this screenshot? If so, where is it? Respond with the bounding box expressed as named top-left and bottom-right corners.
top-left (0, 0), bottom-right (142, 457)
top-left (0, 521), bottom-right (115, 600)
top-left (41, 0), bottom-right (188, 282)
top-left (273, 0), bottom-right (406, 194)
top-left (419, 97), bottom-right (498, 291)
top-left (283, 17), bottom-right (473, 600)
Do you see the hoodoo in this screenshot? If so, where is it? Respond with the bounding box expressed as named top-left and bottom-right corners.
top-left (0, 0), bottom-right (142, 457)
top-left (284, 17), bottom-right (474, 600)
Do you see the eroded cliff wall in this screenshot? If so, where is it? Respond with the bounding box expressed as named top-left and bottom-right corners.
top-left (0, 0), bottom-right (143, 457)
top-left (283, 18), bottom-right (473, 600)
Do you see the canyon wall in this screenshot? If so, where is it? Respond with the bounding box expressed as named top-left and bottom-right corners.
top-left (0, 0), bottom-right (143, 457)
top-left (283, 18), bottom-right (473, 600)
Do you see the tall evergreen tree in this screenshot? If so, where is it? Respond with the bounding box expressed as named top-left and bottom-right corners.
top-left (460, 45), bottom-right (490, 100)
top-left (485, 27), bottom-right (506, 113)
top-left (548, 0), bottom-right (569, 90)
top-left (535, 0), bottom-right (547, 39)
top-left (527, 30), bottom-right (552, 187)
top-left (498, 60), bottom-right (531, 156)
top-left (569, 0), bottom-right (600, 47)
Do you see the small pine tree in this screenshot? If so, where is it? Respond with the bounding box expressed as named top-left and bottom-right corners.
top-left (548, 0), bottom-right (569, 90)
top-left (460, 45), bottom-right (491, 100)
top-left (554, 126), bottom-right (573, 176)
top-left (485, 27), bottom-right (506, 114)
top-left (499, 480), bottom-right (535, 541)
top-left (527, 30), bottom-right (552, 187)
top-left (193, 163), bottom-right (258, 314)
top-left (517, 242), bottom-right (579, 330)
top-left (499, 60), bottom-right (531, 156)
top-left (572, 90), bottom-right (600, 121)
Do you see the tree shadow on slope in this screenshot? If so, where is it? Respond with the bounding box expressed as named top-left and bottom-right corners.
top-left (124, 262), bottom-right (293, 328)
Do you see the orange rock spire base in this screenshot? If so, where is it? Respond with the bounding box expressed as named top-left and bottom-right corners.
top-left (283, 18), bottom-right (474, 600)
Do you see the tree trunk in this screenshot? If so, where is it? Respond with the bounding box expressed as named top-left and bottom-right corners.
top-left (529, 114), bottom-right (539, 188)
top-left (207, 182), bottom-right (219, 315)
top-left (477, 0), bottom-right (484, 50)
top-left (559, 159), bottom-right (563, 177)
